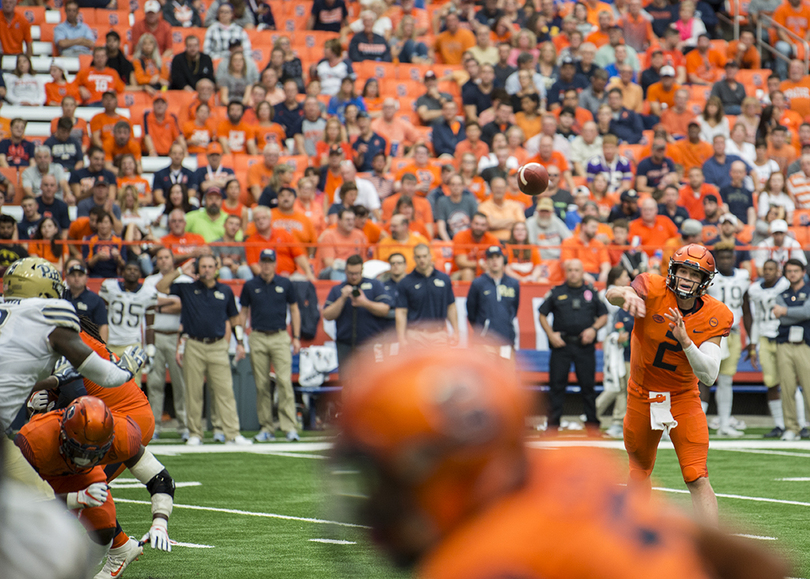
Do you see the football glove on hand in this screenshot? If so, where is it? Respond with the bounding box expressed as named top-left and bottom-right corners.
top-left (66, 483), bottom-right (109, 509)
top-left (143, 344), bottom-right (157, 375)
top-left (27, 390), bottom-right (55, 414)
top-left (52, 358), bottom-right (82, 388)
top-left (140, 518), bottom-right (171, 551)
top-left (117, 345), bottom-right (147, 379)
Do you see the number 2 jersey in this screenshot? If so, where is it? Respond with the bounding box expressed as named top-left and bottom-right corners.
top-left (99, 280), bottom-right (157, 347)
top-left (0, 298), bottom-right (80, 431)
top-left (706, 268), bottom-right (750, 327)
top-left (629, 273), bottom-right (733, 393)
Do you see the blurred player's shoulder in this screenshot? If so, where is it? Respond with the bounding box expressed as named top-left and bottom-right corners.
top-left (421, 447), bottom-right (713, 579)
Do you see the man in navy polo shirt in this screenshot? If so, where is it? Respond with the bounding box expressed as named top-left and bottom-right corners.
top-left (64, 258), bottom-right (108, 342)
top-left (352, 112), bottom-right (386, 172)
top-left (156, 254), bottom-right (253, 447)
top-left (466, 246), bottom-right (520, 349)
top-left (152, 143), bottom-right (195, 203)
top-left (239, 249), bottom-right (302, 442)
top-left (274, 79), bottom-right (304, 141)
top-left (702, 135), bottom-right (755, 191)
top-left (323, 254), bottom-right (393, 377)
top-left (36, 175), bottom-right (71, 234)
top-left (395, 243), bottom-right (458, 346)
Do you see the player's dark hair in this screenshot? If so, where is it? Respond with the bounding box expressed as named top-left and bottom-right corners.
top-left (763, 259), bottom-right (780, 270)
top-left (0, 214), bottom-right (17, 225)
top-left (346, 254), bottom-right (364, 267)
top-left (607, 265), bottom-right (626, 287)
top-left (79, 315), bottom-right (105, 343)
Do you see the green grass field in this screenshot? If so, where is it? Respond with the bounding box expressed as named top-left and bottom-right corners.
top-left (111, 433), bottom-right (810, 579)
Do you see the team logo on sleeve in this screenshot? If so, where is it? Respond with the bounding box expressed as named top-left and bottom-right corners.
top-left (709, 317), bottom-right (718, 327)
top-left (652, 314), bottom-right (665, 323)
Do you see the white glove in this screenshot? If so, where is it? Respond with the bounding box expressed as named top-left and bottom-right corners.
top-left (140, 518), bottom-right (171, 551)
top-left (117, 345), bottom-right (147, 379)
top-left (143, 344), bottom-right (157, 375)
top-left (66, 483), bottom-right (109, 509)
top-left (27, 390), bottom-right (55, 414)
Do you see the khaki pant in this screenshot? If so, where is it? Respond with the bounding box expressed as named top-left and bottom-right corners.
top-left (109, 342), bottom-right (145, 386)
top-left (759, 336), bottom-right (780, 388)
top-left (183, 338), bottom-right (241, 440)
top-left (718, 332), bottom-right (742, 376)
top-left (776, 342), bottom-right (810, 435)
top-left (405, 328), bottom-right (448, 348)
top-left (596, 361), bottom-right (630, 427)
top-left (2, 437), bottom-right (54, 500)
top-left (146, 332), bottom-right (187, 434)
top-left (248, 330), bottom-right (297, 434)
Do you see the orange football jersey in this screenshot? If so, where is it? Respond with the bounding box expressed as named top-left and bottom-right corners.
top-left (15, 410), bottom-right (142, 479)
top-left (629, 273), bottom-right (732, 393)
top-left (420, 448), bottom-right (714, 579)
top-left (79, 331), bottom-right (150, 414)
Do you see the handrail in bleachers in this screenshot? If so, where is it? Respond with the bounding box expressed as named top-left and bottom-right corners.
top-left (757, 13), bottom-right (810, 74)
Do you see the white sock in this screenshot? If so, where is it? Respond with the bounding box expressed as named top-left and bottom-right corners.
top-left (87, 538), bottom-right (112, 567)
top-left (768, 398), bottom-right (785, 430)
top-left (701, 401), bottom-right (709, 414)
top-left (716, 375), bottom-right (734, 430)
top-left (797, 388), bottom-right (807, 428)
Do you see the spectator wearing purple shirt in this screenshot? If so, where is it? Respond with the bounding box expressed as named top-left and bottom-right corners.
top-left (585, 134), bottom-right (633, 195)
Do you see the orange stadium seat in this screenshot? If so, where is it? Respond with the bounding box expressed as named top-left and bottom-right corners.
top-left (118, 92), bottom-right (152, 109)
top-left (15, 5), bottom-right (46, 24)
top-left (279, 156), bottom-right (311, 172)
top-left (381, 79), bottom-right (424, 99)
top-left (170, 27), bottom-right (205, 54)
top-left (39, 23), bottom-right (56, 43)
top-left (94, 9), bottom-right (130, 26)
top-left (737, 68), bottom-right (771, 89)
top-left (278, 14), bottom-right (310, 34)
top-left (296, 31), bottom-right (340, 49)
top-left (1, 168), bottom-right (21, 204)
top-left (793, 209), bottom-right (810, 227)
top-left (431, 241), bottom-right (453, 275)
top-left (687, 100), bottom-right (704, 116)
top-left (710, 39), bottom-right (728, 53)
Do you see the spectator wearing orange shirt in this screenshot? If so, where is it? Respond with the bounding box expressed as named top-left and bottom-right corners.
top-left (780, 59), bottom-right (810, 119)
top-left (218, 101), bottom-right (258, 155)
top-left (619, 0), bottom-right (654, 52)
top-left (246, 206), bottom-right (314, 279)
top-left (382, 173), bottom-right (434, 230)
top-left (252, 102), bottom-right (287, 150)
top-left (50, 96), bottom-right (89, 152)
top-left (44, 63), bottom-right (80, 106)
top-left (726, 29), bottom-right (761, 69)
top-left (771, 90), bottom-right (804, 141)
top-left (772, 0), bottom-right (810, 80)
top-left (660, 88), bottom-right (696, 139)
top-left (477, 176), bottom-right (526, 241)
top-left (370, 98), bottom-right (422, 157)
top-left (183, 102), bottom-right (218, 155)
top-left (434, 12), bottom-right (476, 65)
top-left (160, 209), bottom-right (208, 264)
top-left (142, 95), bottom-right (185, 157)
top-left (0, 0), bottom-right (32, 58)
top-left (585, 11), bottom-right (612, 49)
top-left (318, 207), bottom-right (369, 280)
top-left (74, 47), bottom-right (126, 105)
top-left (247, 143), bottom-right (279, 204)
top-left (532, 134), bottom-right (576, 194)
top-left (670, 121), bottom-right (715, 171)
top-left (387, 0), bottom-right (429, 36)
top-left (378, 215), bottom-right (429, 272)
top-left (295, 177), bottom-right (327, 237)
top-left (679, 166), bottom-right (719, 220)
top-left (560, 215), bottom-right (611, 283)
top-left (646, 66), bottom-right (679, 117)
top-left (132, 33), bottom-right (171, 97)
top-left (90, 92), bottom-right (129, 152)
top-left (452, 213), bottom-right (501, 281)
top-left (584, 0), bottom-right (614, 25)
top-left (768, 124), bottom-right (798, 174)
top-left (454, 122), bottom-right (490, 165)
top-left (628, 198), bottom-right (679, 257)
top-left (131, 0), bottom-right (174, 59)
top-left (394, 144), bottom-right (442, 196)
top-left (271, 187), bottom-right (318, 252)
top-left (105, 122), bottom-right (142, 174)
top-left (685, 34), bottom-right (726, 86)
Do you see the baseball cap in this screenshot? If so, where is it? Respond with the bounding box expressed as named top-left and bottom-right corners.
top-left (688, 120), bottom-right (701, 128)
top-left (228, 38), bottom-right (242, 49)
top-left (329, 145), bottom-right (344, 156)
top-left (93, 175), bottom-right (107, 187)
top-left (144, 0), bottom-right (160, 12)
top-left (770, 219), bottom-right (788, 233)
top-left (537, 197), bottom-right (554, 212)
top-left (357, 110), bottom-right (369, 119)
top-left (424, 71), bottom-right (437, 81)
top-left (260, 249), bottom-right (277, 262)
top-left (620, 189), bottom-right (639, 202)
top-left (153, 94), bottom-right (167, 103)
top-left (67, 263), bottom-right (87, 275)
top-left (680, 219), bottom-right (703, 237)
top-left (660, 65), bottom-right (675, 77)
top-left (204, 186), bottom-right (226, 199)
top-left (719, 213), bottom-right (738, 226)
top-left (560, 55), bottom-right (576, 66)
top-left (207, 142), bottom-right (223, 155)
top-left (725, 60), bottom-right (740, 68)
top-left (485, 245), bottom-right (504, 258)
top-left (704, 194), bottom-right (718, 204)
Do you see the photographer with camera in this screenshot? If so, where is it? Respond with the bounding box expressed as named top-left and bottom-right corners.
top-left (538, 259), bottom-right (608, 435)
top-left (323, 254), bottom-right (393, 379)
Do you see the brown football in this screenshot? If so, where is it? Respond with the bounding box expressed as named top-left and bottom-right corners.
top-left (517, 163), bottom-right (549, 196)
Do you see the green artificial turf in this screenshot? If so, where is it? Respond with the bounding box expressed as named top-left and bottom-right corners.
top-left (111, 439), bottom-right (809, 579)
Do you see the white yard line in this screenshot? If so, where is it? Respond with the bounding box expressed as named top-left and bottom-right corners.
top-left (732, 534), bottom-right (778, 541)
top-left (114, 498), bottom-right (368, 529)
top-left (169, 540), bottom-right (215, 549)
top-left (308, 539), bottom-right (356, 545)
top-left (717, 449), bottom-right (810, 459)
top-left (776, 477), bottom-right (810, 481)
top-left (654, 487), bottom-right (810, 507)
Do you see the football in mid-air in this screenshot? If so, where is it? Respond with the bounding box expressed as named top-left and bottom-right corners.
top-left (517, 163), bottom-right (549, 196)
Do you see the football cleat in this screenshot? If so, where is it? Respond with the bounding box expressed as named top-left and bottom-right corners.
top-left (94, 537), bottom-right (142, 579)
top-left (60, 396), bottom-right (115, 472)
top-left (254, 431), bottom-right (276, 442)
top-left (715, 426), bottom-right (744, 438)
top-left (801, 427), bottom-right (809, 439)
top-left (763, 426), bottom-right (784, 438)
top-left (285, 431), bottom-right (300, 442)
top-left (212, 432), bottom-right (226, 443)
top-left (225, 435), bottom-right (253, 445)
top-left (185, 435), bottom-right (202, 446)
top-left (605, 424), bottom-right (624, 439)
top-left (781, 430), bottom-right (798, 441)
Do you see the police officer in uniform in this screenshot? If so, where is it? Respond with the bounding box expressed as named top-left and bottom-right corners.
top-left (155, 254), bottom-right (253, 446)
top-left (772, 258), bottom-right (810, 441)
top-left (239, 249), bottom-right (302, 442)
top-left (466, 246), bottom-right (520, 349)
top-left (323, 254), bottom-right (393, 378)
top-left (64, 257), bottom-right (108, 342)
top-left (538, 259), bottom-right (608, 433)
top-left (395, 243), bottom-right (459, 347)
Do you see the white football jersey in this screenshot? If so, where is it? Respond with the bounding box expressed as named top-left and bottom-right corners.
top-left (707, 268), bottom-right (750, 326)
top-left (0, 298), bottom-right (80, 430)
top-left (747, 276), bottom-right (791, 340)
top-left (99, 280), bottom-right (158, 346)
top-left (142, 272), bottom-right (193, 333)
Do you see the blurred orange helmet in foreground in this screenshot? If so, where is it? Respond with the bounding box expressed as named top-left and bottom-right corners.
top-left (334, 339), bottom-right (529, 567)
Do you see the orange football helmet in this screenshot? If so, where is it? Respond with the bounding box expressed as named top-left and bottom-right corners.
top-left (334, 340), bottom-right (529, 567)
top-left (60, 396), bottom-right (115, 472)
top-left (667, 243), bottom-right (716, 299)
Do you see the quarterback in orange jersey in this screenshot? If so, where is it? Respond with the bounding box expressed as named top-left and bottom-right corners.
top-left (17, 396), bottom-right (175, 579)
top-left (332, 340), bottom-right (787, 579)
top-left (606, 244), bottom-right (733, 525)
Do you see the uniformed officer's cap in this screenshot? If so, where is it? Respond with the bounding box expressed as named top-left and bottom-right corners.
top-left (260, 249), bottom-right (277, 262)
top-left (485, 246), bottom-right (504, 258)
top-left (67, 263), bottom-right (87, 275)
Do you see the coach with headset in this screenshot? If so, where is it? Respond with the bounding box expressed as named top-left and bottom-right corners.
top-left (156, 254), bottom-right (253, 447)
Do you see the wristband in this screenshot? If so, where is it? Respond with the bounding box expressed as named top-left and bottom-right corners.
top-left (176, 266), bottom-right (183, 276)
top-left (233, 325), bottom-right (244, 342)
top-left (293, 335), bottom-right (300, 339)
